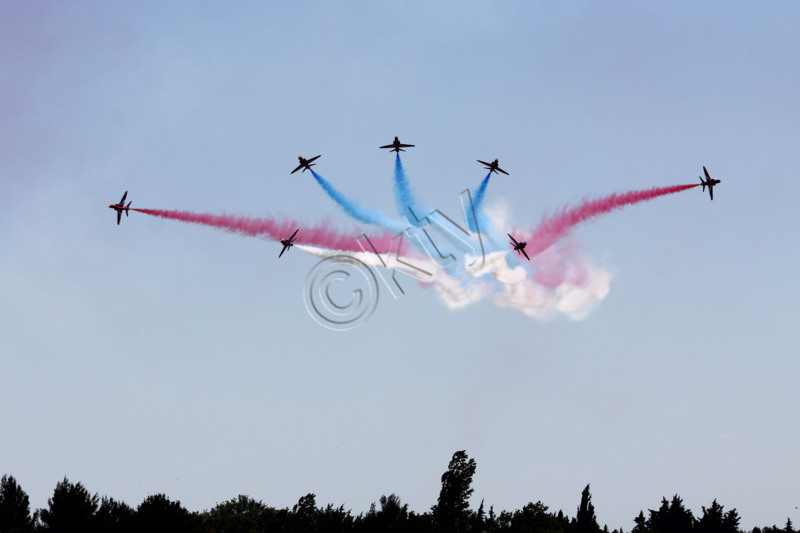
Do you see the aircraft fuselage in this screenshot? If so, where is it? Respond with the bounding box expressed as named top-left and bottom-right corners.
top-left (478, 158), bottom-right (508, 175)
top-left (380, 136), bottom-right (414, 152)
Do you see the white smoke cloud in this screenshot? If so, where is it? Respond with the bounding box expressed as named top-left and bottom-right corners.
top-left (296, 201), bottom-right (613, 321)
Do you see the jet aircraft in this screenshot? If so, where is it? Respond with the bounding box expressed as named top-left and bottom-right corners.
top-left (279, 229), bottom-right (299, 258)
top-left (108, 191), bottom-right (132, 225)
top-left (291, 155), bottom-right (321, 174)
top-left (380, 136), bottom-right (415, 152)
top-left (698, 166), bottom-right (721, 200)
top-left (508, 234), bottom-right (530, 261)
top-left (477, 159), bottom-right (509, 175)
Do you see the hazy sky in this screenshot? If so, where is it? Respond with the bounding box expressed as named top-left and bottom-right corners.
top-left (2, 2), bottom-right (799, 530)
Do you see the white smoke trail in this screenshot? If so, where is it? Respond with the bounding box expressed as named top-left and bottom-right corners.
top-left (297, 198), bottom-right (613, 322)
top-left (481, 201), bottom-right (613, 321)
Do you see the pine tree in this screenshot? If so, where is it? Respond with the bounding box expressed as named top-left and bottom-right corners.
top-left (36, 477), bottom-right (99, 532)
top-left (0, 475), bottom-right (34, 533)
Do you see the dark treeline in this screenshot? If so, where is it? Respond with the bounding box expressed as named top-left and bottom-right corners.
top-left (0, 451), bottom-right (794, 533)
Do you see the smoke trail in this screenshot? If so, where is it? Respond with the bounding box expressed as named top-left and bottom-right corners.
top-left (521, 184), bottom-right (699, 258)
top-left (297, 244), bottom-right (432, 276)
top-left (131, 164), bottom-right (697, 323)
top-left (456, 242), bottom-right (612, 320)
top-left (311, 161), bottom-right (468, 268)
top-left (393, 154), bottom-right (427, 224)
top-left (132, 208), bottom-right (396, 252)
top-left (472, 172), bottom-right (492, 215)
top-left (468, 172), bottom-right (505, 247)
top-left (297, 209), bottom-right (613, 322)
top-left (309, 170), bottom-right (407, 234)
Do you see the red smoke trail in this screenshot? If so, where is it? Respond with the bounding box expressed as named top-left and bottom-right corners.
top-left (521, 184), bottom-right (699, 258)
top-left (132, 208), bottom-right (398, 253)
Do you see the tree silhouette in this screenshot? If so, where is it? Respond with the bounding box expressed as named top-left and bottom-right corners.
top-left (135, 493), bottom-right (201, 533)
top-left (0, 475), bottom-right (34, 533)
top-left (432, 450), bottom-right (477, 533)
top-left (695, 499), bottom-right (740, 533)
top-left (292, 493), bottom-right (320, 532)
top-left (0, 458), bottom-right (781, 533)
top-left (362, 494), bottom-right (411, 533)
top-left (203, 494), bottom-right (281, 533)
top-left (94, 496), bottom-right (135, 533)
top-left (36, 477), bottom-right (98, 532)
top-left (632, 510), bottom-right (648, 533)
top-left (645, 495), bottom-right (695, 533)
top-left (317, 503), bottom-right (354, 533)
top-left (575, 485), bottom-right (602, 533)
top-left (482, 503), bottom-right (500, 533)
top-left (507, 501), bottom-right (567, 533)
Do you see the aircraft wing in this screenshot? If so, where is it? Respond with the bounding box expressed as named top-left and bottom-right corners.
top-left (117, 210), bottom-right (122, 225)
top-left (477, 160), bottom-right (490, 167)
top-left (289, 228), bottom-right (299, 241)
top-left (703, 166), bottom-right (711, 180)
top-left (709, 187), bottom-right (713, 201)
top-left (291, 164), bottom-right (304, 174)
top-left (497, 167), bottom-right (509, 175)
top-left (279, 245), bottom-right (287, 258)
top-left (379, 143), bottom-right (393, 149)
top-left (521, 248), bottom-right (530, 261)
top-left (120, 191), bottom-right (127, 204)
top-left (399, 143), bottom-right (414, 148)
top-left (307, 155), bottom-right (321, 163)
top-left (507, 233), bottom-right (519, 245)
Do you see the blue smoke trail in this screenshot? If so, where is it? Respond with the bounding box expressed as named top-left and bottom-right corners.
top-left (393, 154), bottom-right (427, 226)
top-left (302, 159), bottom-right (612, 322)
top-left (390, 156), bottom-right (492, 256)
top-left (391, 158), bottom-right (490, 267)
top-left (464, 172), bottom-right (505, 252)
top-left (473, 173), bottom-right (492, 214)
top-left (311, 166), bottom-right (493, 277)
top-left (310, 170), bottom-right (407, 234)
top-left (469, 172), bottom-right (492, 232)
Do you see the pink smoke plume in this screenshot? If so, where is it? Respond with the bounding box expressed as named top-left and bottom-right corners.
top-left (520, 184), bottom-right (699, 258)
top-left (132, 208), bottom-right (399, 253)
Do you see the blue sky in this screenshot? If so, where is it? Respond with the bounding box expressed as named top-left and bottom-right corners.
top-left (2, 2), bottom-right (799, 529)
